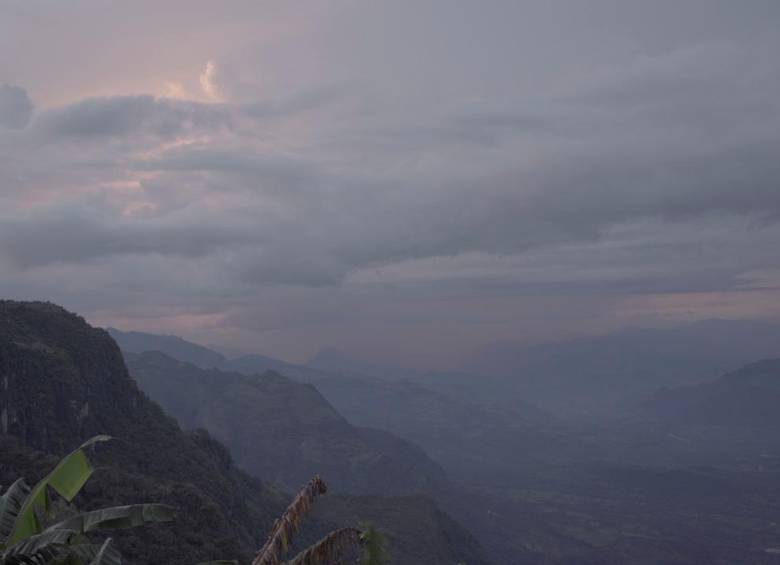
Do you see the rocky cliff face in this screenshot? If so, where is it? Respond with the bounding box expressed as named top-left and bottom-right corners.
top-left (0, 301), bottom-right (285, 564)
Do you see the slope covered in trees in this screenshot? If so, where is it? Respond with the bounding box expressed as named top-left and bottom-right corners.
top-left (0, 300), bottom-right (286, 564)
top-left (124, 350), bottom-right (448, 495)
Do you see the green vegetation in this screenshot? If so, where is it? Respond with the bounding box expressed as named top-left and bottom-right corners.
top-left (1, 441), bottom-right (384, 565)
top-left (0, 436), bottom-right (173, 564)
top-left (0, 300), bottom-right (287, 564)
top-left (359, 525), bottom-right (389, 565)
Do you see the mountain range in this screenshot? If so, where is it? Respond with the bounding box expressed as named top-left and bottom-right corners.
top-left (108, 322), bottom-right (780, 564)
top-left (461, 319), bottom-right (780, 417)
top-left (124, 350), bottom-right (447, 495)
top-left (1, 302), bottom-right (489, 565)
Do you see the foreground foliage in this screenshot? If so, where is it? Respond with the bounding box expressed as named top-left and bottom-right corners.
top-left (359, 525), bottom-right (389, 565)
top-left (251, 476), bottom-right (388, 565)
top-left (0, 436), bottom-right (173, 564)
top-left (1, 442), bottom-right (386, 565)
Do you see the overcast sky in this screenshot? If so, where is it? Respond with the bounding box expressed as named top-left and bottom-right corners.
top-left (1, 0), bottom-right (779, 368)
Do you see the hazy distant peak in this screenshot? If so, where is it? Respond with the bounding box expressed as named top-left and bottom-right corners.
top-left (107, 327), bottom-right (226, 369)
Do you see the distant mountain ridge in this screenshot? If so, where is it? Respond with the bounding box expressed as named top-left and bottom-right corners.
top-left (641, 358), bottom-right (780, 429)
top-left (461, 319), bottom-right (780, 416)
top-left (108, 327), bottom-right (228, 367)
top-left (105, 323), bottom-right (780, 565)
top-left (107, 327), bottom-right (554, 483)
top-left (124, 350), bottom-right (449, 495)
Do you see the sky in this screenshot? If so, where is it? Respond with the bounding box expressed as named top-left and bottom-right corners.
top-left (1, 0), bottom-right (779, 368)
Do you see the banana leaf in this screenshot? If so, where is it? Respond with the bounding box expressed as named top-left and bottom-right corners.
top-left (86, 538), bottom-right (121, 565)
top-left (6, 435), bottom-right (111, 547)
top-left (2, 528), bottom-right (77, 561)
top-left (0, 480), bottom-right (31, 548)
top-left (45, 504), bottom-right (174, 534)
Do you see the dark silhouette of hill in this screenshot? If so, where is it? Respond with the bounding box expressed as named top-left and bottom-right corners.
top-left (0, 300), bottom-right (285, 564)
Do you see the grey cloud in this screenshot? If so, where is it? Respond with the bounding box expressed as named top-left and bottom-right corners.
top-left (132, 147), bottom-right (319, 190)
top-left (0, 84), bottom-right (33, 129)
top-left (0, 215), bottom-right (251, 268)
top-left (31, 95), bottom-right (233, 139)
top-left (240, 86), bottom-right (348, 119)
top-left (3, 1), bottom-right (780, 365)
top-left (357, 112), bottom-right (556, 151)
top-left (240, 249), bottom-right (346, 287)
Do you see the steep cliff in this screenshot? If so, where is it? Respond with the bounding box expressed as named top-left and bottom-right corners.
top-left (0, 300), bottom-right (285, 564)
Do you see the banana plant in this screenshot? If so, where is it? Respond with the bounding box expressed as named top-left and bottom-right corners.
top-left (2, 441), bottom-right (385, 565)
top-left (249, 476), bottom-right (387, 565)
top-left (0, 436), bottom-right (174, 565)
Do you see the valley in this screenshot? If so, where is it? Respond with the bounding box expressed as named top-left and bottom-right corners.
top-left (109, 321), bottom-right (780, 564)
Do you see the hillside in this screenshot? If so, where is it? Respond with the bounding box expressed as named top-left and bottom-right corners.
top-left (2, 301), bottom-right (487, 565)
top-left (77, 318), bottom-right (780, 563)
top-left (124, 350), bottom-right (448, 495)
top-left (0, 300), bottom-right (286, 564)
top-left (108, 328), bottom-right (556, 485)
top-left (642, 358), bottom-right (780, 429)
top-left (107, 327), bottom-right (227, 368)
top-left (462, 320), bottom-right (780, 417)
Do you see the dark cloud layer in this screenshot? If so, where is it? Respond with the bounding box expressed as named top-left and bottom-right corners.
top-left (32, 95), bottom-right (233, 139)
top-left (0, 215), bottom-right (250, 268)
top-left (0, 84), bottom-right (33, 128)
top-left (1, 1), bottom-right (779, 366)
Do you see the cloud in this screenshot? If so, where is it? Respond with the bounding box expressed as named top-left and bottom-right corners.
top-left (2, 1), bottom-right (780, 364)
top-left (0, 214), bottom-right (251, 268)
top-left (7, 38), bottom-right (780, 289)
top-left (199, 60), bottom-right (221, 101)
top-left (0, 84), bottom-right (34, 129)
top-left (31, 95), bottom-right (232, 139)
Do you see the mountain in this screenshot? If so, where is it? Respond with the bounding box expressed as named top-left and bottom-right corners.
top-left (105, 329), bottom-right (555, 484)
top-left (462, 319), bottom-right (780, 417)
top-left (600, 358), bottom-right (780, 471)
top-left (91, 322), bottom-right (780, 564)
top-left (295, 371), bottom-right (560, 485)
top-left (2, 302), bottom-right (485, 565)
top-left (108, 327), bottom-right (333, 384)
top-left (124, 350), bottom-right (448, 495)
top-left (641, 358), bottom-right (780, 429)
top-left (0, 301), bottom-right (285, 564)
top-left (107, 327), bottom-right (227, 368)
